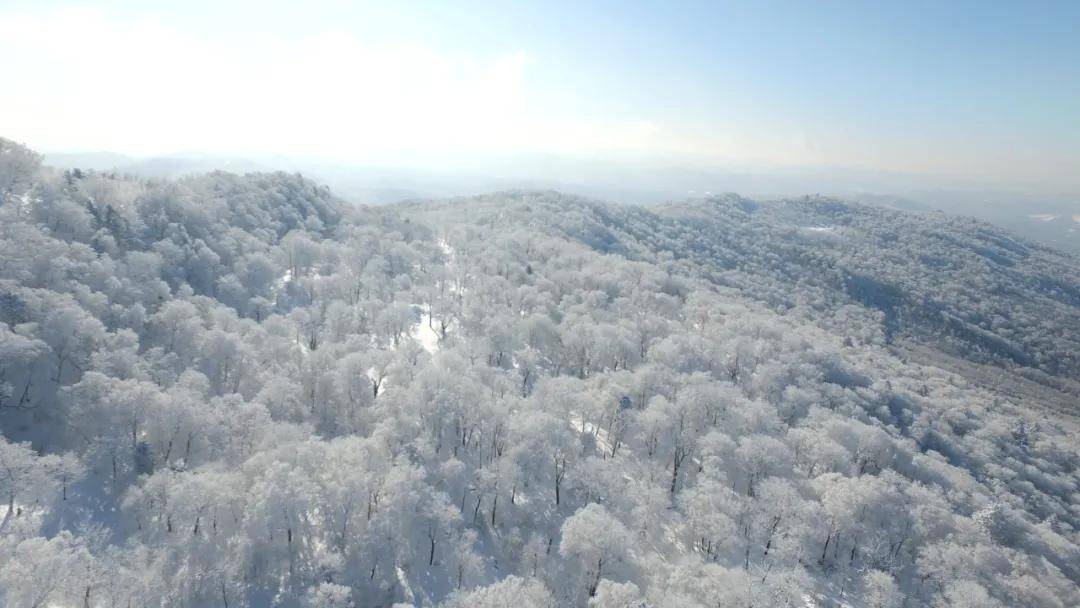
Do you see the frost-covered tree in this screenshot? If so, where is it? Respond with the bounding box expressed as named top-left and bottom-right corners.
top-left (560, 504), bottom-right (632, 597)
top-left (0, 137), bottom-right (41, 206)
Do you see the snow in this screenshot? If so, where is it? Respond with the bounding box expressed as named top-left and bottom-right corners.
top-left (438, 238), bottom-right (455, 258)
top-left (0, 501), bottom-right (39, 531)
top-left (275, 268), bottom-right (329, 293)
top-left (396, 565), bottom-right (416, 604)
top-left (403, 237), bottom-right (459, 356)
top-left (802, 587), bottom-right (856, 608)
top-left (275, 268), bottom-right (293, 290)
top-left (15, 180), bottom-right (1080, 607)
top-left (569, 411), bottom-right (613, 454)
top-left (411, 312), bottom-right (441, 354)
top-left (1028, 214), bottom-right (1058, 222)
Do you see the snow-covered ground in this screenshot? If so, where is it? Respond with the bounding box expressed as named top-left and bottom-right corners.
top-left (411, 312), bottom-right (441, 355)
top-left (275, 268), bottom-right (293, 290)
top-left (404, 237), bottom-right (460, 355)
top-left (569, 411), bottom-right (613, 454)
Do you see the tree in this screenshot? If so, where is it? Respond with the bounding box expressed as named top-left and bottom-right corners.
top-left (0, 532), bottom-right (93, 608)
top-left (933, 580), bottom-right (1002, 608)
top-left (0, 137), bottom-right (41, 207)
top-left (560, 504), bottom-right (632, 597)
top-left (637, 393), bottom-right (708, 497)
top-left (0, 436), bottom-right (81, 530)
top-left (38, 300), bottom-right (107, 383)
top-left (65, 372), bottom-right (163, 480)
top-left (862, 570), bottom-right (902, 608)
top-left (679, 478), bottom-right (740, 562)
top-left (510, 410), bottom-right (578, 507)
top-left (0, 327), bottom-right (46, 410)
top-left (590, 580), bottom-right (647, 608)
top-left (439, 575), bottom-right (554, 608)
top-left (302, 582), bottom-right (354, 608)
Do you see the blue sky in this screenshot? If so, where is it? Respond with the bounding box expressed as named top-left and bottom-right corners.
top-left (2, 1), bottom-right (1078, 189)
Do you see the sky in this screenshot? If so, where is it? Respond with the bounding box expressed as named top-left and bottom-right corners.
top-left (1, 0), bottom-right (1079, 191)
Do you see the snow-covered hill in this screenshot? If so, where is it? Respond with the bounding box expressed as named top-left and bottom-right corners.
top-left (1, 140), bottom-right (1078, 607)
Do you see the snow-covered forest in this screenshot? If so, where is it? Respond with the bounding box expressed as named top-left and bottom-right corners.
top-left (1, 136), bottom-right (1078, 607)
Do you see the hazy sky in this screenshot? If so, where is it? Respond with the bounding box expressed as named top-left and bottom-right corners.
top-left (2, 1), bottom-right (1078, 189)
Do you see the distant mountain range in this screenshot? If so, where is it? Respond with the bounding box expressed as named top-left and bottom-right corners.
top-left (44, 150), bottom-right (1080, 253)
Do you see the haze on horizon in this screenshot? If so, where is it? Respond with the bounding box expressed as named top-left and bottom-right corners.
top-left (2, 0), bottom-right (1079, 196)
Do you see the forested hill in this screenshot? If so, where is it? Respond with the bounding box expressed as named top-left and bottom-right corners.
top-left (1, 138), bottom-right (1079, 608)
top-left (407, 191), bottom-right (1080, 384)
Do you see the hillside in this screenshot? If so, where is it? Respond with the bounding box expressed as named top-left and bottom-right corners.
top-left (0, 140), bottom-right (1078, 607)
top-left (411, 191), bottom-right (1080, 380)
